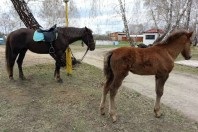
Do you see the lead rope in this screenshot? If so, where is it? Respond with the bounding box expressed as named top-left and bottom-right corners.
top-left (80, 47), bottom-right (89, 61)
top-left (70, 47), bottom-right (89, 62)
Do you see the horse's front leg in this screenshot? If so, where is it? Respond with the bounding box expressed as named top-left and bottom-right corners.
top-left (154, 74), bottom-right (169, 117)
top-left (54, 59), bottom-right (63, 83)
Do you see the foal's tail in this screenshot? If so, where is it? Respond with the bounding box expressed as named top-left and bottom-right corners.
top-left (104, 50), bottom-right (113, 79)
top-left (5, 34), bottom-right (11, 74)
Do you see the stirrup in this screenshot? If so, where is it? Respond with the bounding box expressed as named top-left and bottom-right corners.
top-left (49, 46), bottom-right (55, 53)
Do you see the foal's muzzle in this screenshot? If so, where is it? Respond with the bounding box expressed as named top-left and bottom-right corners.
top-left (185, 56), bottom-right (192, 60)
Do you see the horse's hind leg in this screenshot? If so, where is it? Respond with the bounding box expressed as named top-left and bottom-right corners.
top-left (17, 49), bottom-right (27, 80)
top-left (154, 74), bottom-right (169, 117)
top-left (100, 76), bottom-right (113, 115)
top-left (109, 71), bottom-right (128, 122)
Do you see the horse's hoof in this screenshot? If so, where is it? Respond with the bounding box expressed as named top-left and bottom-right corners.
top-left (20, 76), bottom-right (26, 80)
top-left (9, 77), bottom-right (14, 81)
top-left (57, 79), bottom-right (63, 83)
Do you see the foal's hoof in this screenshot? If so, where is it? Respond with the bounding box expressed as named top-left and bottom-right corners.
top-left (155, 112), bottom-right (164, 118)
top-left (154, 109), bottom-right (162, 118)
top-left (100, 108), bottom-right (105, 115)
top-left (109, 113), bottom-right (117, 123)
top-left (111, 115), bottom-right (117, 123)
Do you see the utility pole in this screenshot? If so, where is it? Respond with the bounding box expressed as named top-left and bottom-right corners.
top-left (63, 0), bottom-right (72, 75)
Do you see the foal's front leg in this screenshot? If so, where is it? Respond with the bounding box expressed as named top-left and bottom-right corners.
top-left (154, 74), bottom-right (169, 117)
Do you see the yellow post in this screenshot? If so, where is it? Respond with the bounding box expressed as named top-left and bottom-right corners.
top-left (64, 0), bottom-right (72, 75)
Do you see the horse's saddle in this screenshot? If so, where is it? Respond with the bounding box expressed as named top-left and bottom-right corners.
top-left (33, 24), bottom-right (58, 43)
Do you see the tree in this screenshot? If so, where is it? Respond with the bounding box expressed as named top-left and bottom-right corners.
top-left (10, 0), bottom-right (41, 29)
top-left (118, 0), bottom-right (134, 46)
top-left (0, 12), bottom-right (16, 34)
top-left (39, 0), bottom-right (79, 27)
top-left (39, 0), bottom-right (65, 26)
top-left (90, 0), bottom-right (135, 46)
top-left (144, 0), bottom-right (194, 44)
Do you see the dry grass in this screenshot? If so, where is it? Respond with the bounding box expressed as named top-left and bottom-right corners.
top-left (0, 63), bottom-right (198, 132)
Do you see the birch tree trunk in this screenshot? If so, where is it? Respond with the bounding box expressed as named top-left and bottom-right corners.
top-left (153, 0), bottom-right (173, 44)
top-left (10, 0), bottom-right (41, 30)
top-left (118, 0), bottom-right (135, 46)
top-left (162, 0), bottom-right (191, 41)
top-left (184, 0), bottom-right (193, 30)
top-left (154, 0), bottom-right (191, 43)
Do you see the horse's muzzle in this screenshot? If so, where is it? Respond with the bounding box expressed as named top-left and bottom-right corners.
top-left (89, 42), bottom-right (95, 51)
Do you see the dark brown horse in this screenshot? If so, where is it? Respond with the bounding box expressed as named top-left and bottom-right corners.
top-left (5, 27), bottom-right (95, 82)
top-left (100, 30), bottom-right (193, 122)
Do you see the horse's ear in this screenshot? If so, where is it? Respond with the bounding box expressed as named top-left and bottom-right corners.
top-left (188, 31), bottom-right (193, 38)
top-left (85, 26), bottom-right (88, 31)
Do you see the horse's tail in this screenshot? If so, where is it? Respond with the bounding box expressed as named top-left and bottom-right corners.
top-left (5, 34), bottom-right (11, 74)
top-left (104, 50), bottom-right (113, 79)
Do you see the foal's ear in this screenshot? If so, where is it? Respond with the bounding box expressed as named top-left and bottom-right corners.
top-left (187, 31), bottom-right (193, 38)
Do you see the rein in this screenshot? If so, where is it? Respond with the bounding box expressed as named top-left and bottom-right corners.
top-left (77, 31), bottom-right (91, 62)
top-left (80, 47), bottom-right (89, 61)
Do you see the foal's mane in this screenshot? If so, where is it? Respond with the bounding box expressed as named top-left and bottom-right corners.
top-left (161, 30), bottom-right (188, 44)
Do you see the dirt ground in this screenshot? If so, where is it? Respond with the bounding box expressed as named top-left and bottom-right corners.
top-left (75, 48), bottom-right (198, 122)
top-left (1, 45), bottom-right (198, 123)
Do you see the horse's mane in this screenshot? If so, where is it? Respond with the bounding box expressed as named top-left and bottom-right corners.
top-left (150, 30), bottom-right (189, 46)
top-left (57, 26), bottom-right (92, 34)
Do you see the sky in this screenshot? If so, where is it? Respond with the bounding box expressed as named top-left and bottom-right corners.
top-left (0, 0), bottom-right (147, 34)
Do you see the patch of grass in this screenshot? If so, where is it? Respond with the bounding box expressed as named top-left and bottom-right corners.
top-left (173, 64), bottom-right (198, 75)
top-left (0, 63), bottom-right (197, 132)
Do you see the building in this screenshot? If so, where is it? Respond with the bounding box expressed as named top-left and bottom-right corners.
top-left (109, 32), bottom-right (143, 42)
top-left (142, 28), bottom-right (164, 45)
top-left (109, 32), bottom-right (126, 41)
top-left (109, 28), bottom-right (164, 45)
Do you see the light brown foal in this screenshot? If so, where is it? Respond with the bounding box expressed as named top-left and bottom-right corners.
top-left (100, 31), bottom-right (193, 122)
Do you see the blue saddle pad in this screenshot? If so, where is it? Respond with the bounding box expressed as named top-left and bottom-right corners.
top-left (33, 31), bottom-right (44, 42)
